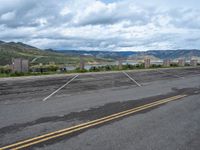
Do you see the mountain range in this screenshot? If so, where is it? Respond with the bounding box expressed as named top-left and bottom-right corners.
top-left (56, 49), bottom-right (200, 61)
top-left (0, 41), bottom-right (108, 66)
top-left (0, 40), bottom-right (200, 65)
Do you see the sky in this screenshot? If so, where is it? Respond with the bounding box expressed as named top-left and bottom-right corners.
top-left (0, 0), bottom-right (200, 51)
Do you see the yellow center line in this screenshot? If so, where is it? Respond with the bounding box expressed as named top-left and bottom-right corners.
top-left (0, 94), bottom-right (187, 150)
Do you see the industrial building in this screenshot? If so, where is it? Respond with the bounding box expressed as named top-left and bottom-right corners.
top-left (79, 57), bottom-right (85, 70)
top-left (11, 58), bottom-right (29, 73)
top-left (178, 59), bottom-right (185, 67)
top-left (163, 59), bottom-right (171, 67)
top-left (190, 59), bottom-right (198, 67)
top-left (144, 58), bottom-right (151, 68)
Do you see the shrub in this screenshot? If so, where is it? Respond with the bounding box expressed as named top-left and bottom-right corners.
top-left (0, 65), bottom-right (12, 74)
top-left (89, 66), bottom-right (100, 72)
top-left (75, 67), bottom-right (88, 73)
top-left (170, 63), bottom-right (179, 67)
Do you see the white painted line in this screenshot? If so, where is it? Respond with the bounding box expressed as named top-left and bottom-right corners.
top-left (156, 70), bottom-right (184, 79)
top-left (42, 74), bottom-right (79, 101)
top-left (122, 71), bottom-right (142, 87)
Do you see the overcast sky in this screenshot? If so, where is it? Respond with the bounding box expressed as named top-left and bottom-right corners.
top-left (0, 0), bottom-right (200, 51)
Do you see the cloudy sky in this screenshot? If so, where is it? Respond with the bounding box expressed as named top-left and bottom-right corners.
top-left (0, 0), bottom-right (200, 51)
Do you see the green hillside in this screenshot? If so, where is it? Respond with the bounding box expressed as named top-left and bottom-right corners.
top-left (0, 41), bottom-right (108, 66)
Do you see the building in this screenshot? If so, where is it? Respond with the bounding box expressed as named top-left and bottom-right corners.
top-left (144, 58), bottom-right (151, 68)
top-left (11, 58), bottom-right (29, 73)
top-left (190, 59), bottom-right (198, 67)
top-left (21, 59), bottom-right (29, 72)
top-left (163, 59), bottom-right (171, 67)
top-left (178, 59), bottom-right (185, 67)
top-left (118, 59), bottom-right (123, 70)
top-left (80, 56), bottom-right (85, 70)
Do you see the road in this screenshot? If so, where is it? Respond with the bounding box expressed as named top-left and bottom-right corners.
top-left (0, 67), bottom-right (200, 150)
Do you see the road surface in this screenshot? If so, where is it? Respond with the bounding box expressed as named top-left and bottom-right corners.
top-left (0, 67), bottom-right (200, 150)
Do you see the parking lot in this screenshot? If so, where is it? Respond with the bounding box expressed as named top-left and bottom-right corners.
top-left (0, 67), bottom-right (200, 150)
top-left (0, 67), bottom-right (200, 103)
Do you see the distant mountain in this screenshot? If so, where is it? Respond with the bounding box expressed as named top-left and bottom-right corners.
top-left (0, 41), bottom-right (109, 65)
top-left (57, 49), bottom-right (200, 61)
top-left (56, 50), bottom-right (137, 59)
top-left (0, 41), bottom-right (5, 44)
top-left (127, 54), bottom-right (162, 62)
top-left (1, 40), bottom-right (200, 65)
top-left (144, 50), bottom-right (200, 60)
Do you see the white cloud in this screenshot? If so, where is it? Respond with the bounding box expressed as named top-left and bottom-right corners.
top-left (32, 18), bottom-right (48, 27)
top-left (0, 11), bottom-right (15, 21)
top-left (60, 7), bottom-right (71, 16)
top-left (0, 0), bottom-right (200, 51)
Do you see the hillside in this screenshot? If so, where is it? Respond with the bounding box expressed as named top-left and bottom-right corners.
top-left (57, 49), bottom-right (200, 61)
top-left (0, 41), bottom-right (109, 66)
top-left (55, 50), bottom-right (137, 59)
top-left (127, 54), bottom-right (162, 62)
top-left (1, 40), bottom-right (200, 66)
top-left (145, 50), bottom-right (200, 60)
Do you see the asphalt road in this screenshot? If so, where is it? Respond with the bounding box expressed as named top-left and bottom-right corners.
top-left (0, 67), bottom-right (200, 150)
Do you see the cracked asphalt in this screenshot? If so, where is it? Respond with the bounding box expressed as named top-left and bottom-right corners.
top-left (0, 67), bottom-right (200, 150)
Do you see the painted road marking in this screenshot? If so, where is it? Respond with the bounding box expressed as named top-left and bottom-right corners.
top-left (42, 74), bottom-right (79, 101)
top-left (0, 94), bottom-right (187, 150)
top-left (156, 69), bottom-right (184, 79)
top-left (122, 71), bottom-right (142, 87)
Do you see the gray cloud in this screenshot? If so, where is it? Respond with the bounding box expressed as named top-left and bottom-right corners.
top-left (0, 0), bottom-right (200, 51)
